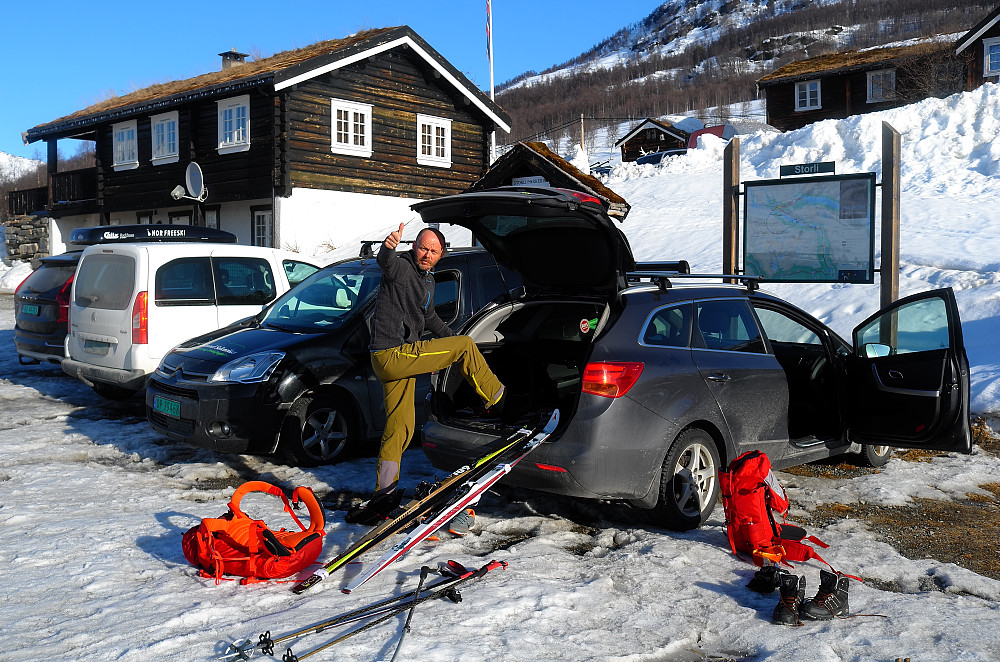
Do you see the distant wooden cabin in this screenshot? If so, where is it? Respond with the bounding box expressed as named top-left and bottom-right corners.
top-left (757, 38), bottom-right (959, 132)
top-left (468, 141), bottom-right (630, 218)
top-left (614, 119), bottom-right (690, 162)
top-left (955, 5), bottom-right (1000, 89)
top-left (10, 27), bottom-right (510, 255)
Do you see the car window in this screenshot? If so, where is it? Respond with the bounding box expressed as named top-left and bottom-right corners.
top-left (855, 295), bottom-right (950, 357)
top-left (283, 260), bottom-right (320, 287)
top-left (642, 303), bottom-right (692, 348)
top-left (753, 306), bottom-right (822, 345)
top-left (694, 299), bottom-right (765, 353)
top-left (74, 254), bottom-right (136, 310)
top-left (434, 271), bottom-right (460, 325)
top-left (20, 262), bottom-right (77, 295)
top-left (155, 258), bottom-right (214, 305)
top-left (262, 267), bottom-right (380, 332)
top-left (213, 257), bottom-right (276, 306)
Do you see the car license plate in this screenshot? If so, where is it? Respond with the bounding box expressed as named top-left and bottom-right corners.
top-left (82, 339), bottom-right (110, 356)
top-left (21, 303), bottom-right (39, 316)
top-left (152, 395), bottom-right (181, 418)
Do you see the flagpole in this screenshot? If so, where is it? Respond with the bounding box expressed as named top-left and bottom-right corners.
top-left (488, 0), bottom-right (496, 164)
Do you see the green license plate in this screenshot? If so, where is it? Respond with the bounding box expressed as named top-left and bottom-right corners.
top-left (21, 303), bottom-right (39, 316)
top-left (152, 395), bottom-right (181, 418)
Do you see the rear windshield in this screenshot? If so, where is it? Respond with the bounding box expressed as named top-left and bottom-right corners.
top-left (261, 265), bottom-right (381, 332)
top-left (74, 254), bottom-right (136, 310)
top-left (20, 262), bottom-right (76, 296)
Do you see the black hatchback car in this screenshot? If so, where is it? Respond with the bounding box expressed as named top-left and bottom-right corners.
top-left (145, 246), bottom-right (521, 466)
top-left (14, 251), bottom-right (82, 364)
top-left (414, 187), bottom-right (972, 531)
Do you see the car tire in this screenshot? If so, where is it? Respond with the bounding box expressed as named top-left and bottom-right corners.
top-left (650, 428), bottom-right (721, 531)
top-left (859, 444), bottom-right (892, 468)
top-left (91, 382), bottom-right (138, 401)
top-left (281, 393), bottom-right (359, 467)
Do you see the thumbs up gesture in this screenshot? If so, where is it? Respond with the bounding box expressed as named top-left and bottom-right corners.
top-left (384, 222), bottom-right (404, 250)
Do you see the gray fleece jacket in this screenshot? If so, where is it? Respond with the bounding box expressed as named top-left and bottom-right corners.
top-left (369, 245), bottom-right (453, 351)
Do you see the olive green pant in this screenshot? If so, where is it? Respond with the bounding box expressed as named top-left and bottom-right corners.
top-left (371, 335), bottom-right (503, 494)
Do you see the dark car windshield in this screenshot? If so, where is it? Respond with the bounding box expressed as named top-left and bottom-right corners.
top-left (260, 264), bottom-right (382, 332)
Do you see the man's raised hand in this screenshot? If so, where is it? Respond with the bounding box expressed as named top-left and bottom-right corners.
top-left (384, 222), bottom-right (405, 250)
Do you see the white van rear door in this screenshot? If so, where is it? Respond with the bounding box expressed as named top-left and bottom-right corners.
top-left (148, 255), bottom-right (219, 360)
top-left (68, 250), bottom-right (138, 368)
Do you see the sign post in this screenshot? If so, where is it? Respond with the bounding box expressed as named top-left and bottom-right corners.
top-left (723, 138), bottom-right (740, 283)
top-left (881, 122), bottom-right (901, 308)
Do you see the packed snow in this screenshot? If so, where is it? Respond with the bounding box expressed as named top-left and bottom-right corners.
top-left (2, 84), bottom-right (1000, 661)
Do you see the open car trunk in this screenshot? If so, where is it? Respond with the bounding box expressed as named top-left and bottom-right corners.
top-left (434, 300), bottom-right (608, 429)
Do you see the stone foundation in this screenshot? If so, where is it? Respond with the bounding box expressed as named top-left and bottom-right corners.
top-left (3, 216), bottom-right (50, 264)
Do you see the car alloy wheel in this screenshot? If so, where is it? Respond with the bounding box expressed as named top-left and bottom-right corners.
top-left (859, 444), bottom-right (892, 468)
top-left (653, 428), bottom-right (721, 531)
top-left (282, 394), bottom-right (357, 467)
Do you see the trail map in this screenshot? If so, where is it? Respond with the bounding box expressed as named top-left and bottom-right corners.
top-left (743, 174), bottom-right (875, 283)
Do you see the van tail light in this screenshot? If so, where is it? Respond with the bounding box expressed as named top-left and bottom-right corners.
top-left (581, 361), bottom-right (644, 398)
top-left (132, 291), bottom-right (148, 345)
top-left (56, 275), bottom-right (74, 325)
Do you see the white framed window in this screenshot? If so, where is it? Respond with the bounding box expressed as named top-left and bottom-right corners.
top-left (217, 95), bottom-right (250, 154)
top-left (416, 114), bottom-right (452, 168)
top-left (112, 120), bottom-right (139, 170)
top-left (330, 99), bottom-right (372, 157)
top-left (866, 69), bottom-right (896, 103)
top-left (794, 80), bottom-right (821, 111)
top-left (252, 207), bottom-right (273, 247)
top-left (984, 37), bottom-right (1000, 76)
top-left (150, 111), bottom-right (179, 164)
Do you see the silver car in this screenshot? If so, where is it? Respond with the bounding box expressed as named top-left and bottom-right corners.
top-left (414, 187), bottom-right (972, 531)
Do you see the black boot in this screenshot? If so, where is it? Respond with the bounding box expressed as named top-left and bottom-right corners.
top-left (747, 564), bottom-right (783, 594)
top-left (344, 491), bottom-right (403, 526)
top-left (772, 572), bottom-right (805, 626)
top-left (800, 569), bottom-right (850, 620)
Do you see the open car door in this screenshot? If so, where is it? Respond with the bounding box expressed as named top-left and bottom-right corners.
top-left (847, 288), bottom-right (971, 453)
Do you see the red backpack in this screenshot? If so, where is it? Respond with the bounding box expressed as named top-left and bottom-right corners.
top-left (182, 481), bottom-right (325, 584)
top-left (719, 450), bottom-right (831, 569)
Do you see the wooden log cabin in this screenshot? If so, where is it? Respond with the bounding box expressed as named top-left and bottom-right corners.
top-left (14, 27), bottom-right (510, 254)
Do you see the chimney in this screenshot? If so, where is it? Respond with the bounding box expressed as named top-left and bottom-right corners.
top-left (219, 48), bottom-right (249, 71)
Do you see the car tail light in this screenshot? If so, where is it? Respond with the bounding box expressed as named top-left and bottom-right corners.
top-left (535, 463), bottom-right (568, 472)
top-left (132, 291), bottom-right (148, 345)
top-left (581, 361), bottom-right (644, 398)
top-left (56, 275), bottom-right (74, 325)
top-left (558, 189), bottom-right (603, 206)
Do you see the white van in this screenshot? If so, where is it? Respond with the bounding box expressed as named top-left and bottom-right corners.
top-left (62, 225), bottom-right (321, 399)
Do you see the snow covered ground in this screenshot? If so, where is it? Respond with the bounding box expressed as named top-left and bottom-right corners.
top-left (2, 84), bottom-right (1000, 661)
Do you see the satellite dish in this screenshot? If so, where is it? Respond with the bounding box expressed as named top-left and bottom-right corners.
top-left (185, 162), bottom-right (207, 201)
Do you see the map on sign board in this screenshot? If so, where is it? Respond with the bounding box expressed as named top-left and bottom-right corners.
top-left (743, 173), bottom-right (876, 283)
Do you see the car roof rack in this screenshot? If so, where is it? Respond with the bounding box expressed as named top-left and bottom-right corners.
top-left (69, 224), bottom-right (237, 245)
top-left (627, 269), bottom-right (761, 292)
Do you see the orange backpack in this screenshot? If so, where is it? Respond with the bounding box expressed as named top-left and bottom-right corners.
top-left (719, 450), bottom-right (831, 569)
top-left (182, 481), bottom-right (325, 584)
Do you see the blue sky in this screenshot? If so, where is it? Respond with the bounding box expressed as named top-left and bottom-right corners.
top-left (2, 0), bottom-right (659, 161)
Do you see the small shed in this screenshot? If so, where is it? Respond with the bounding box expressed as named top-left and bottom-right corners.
top-left (614, 119), bottom-right (691, 162)
top-left (467, 142), bottom-right (630, 219)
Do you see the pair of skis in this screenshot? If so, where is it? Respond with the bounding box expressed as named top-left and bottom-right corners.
top-left (292, 409), bottom-right (558, 595)
top-left (222, 559), bottom-right (508, 662)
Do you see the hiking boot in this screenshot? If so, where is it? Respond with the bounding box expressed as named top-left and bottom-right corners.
top-left (772, 572), bottom-right (805, 626)
top-left (747, 564), bottom-right (783, 595)
top-left (800, 569), bottom-right (850, 620)
top-left (344, 491), bottom-right (403, 526)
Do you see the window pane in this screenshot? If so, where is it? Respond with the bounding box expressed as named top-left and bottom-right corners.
top-left (155, 258), bottom-right (214, 302)
top-left (213, 257), bottom-right (276, 305)
top-left (856, 296), bottom-right (950, 355)
top-left (695, 300), bottom-right (765, 353)
top-left (643, 304), bottom-right (692, 347)
top-left (754, 307), bottom-right (821, 345)
top-left (75, 254), bottom-right (136, 310)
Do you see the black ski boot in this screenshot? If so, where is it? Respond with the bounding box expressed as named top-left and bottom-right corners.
top-left (345, 491), bottom-right (403, 526)
top-left (747, 563), bottom-right (783, 594)
top-left (800, 569), bottom-right (850, 620)
top-left (772, 572), bottom-right (805, 626)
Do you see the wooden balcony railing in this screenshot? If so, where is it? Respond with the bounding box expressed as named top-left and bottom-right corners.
top-left (6, 168), bottom-right (98, 217)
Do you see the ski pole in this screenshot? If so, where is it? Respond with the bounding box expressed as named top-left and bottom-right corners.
top-left (222, 562), bottom-right (471, 661)
top-left (281, 560), bottom-right (508, 662)
top-left (383, 566), bottom-right (431, 662)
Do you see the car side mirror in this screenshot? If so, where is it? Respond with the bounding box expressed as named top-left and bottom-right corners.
top-left (863, 343), bottom-right (892, 358)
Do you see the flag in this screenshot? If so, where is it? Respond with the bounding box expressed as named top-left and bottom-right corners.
top-left (486, 0), bottom-right (493, 60)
